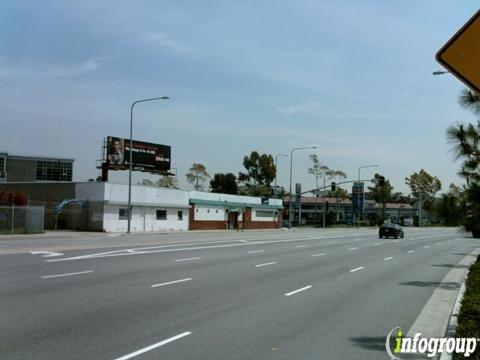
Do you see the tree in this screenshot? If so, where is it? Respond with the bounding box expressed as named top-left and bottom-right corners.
top-left (367, 173), bottom-right (393, 225)
top-left (238, 151), bottom-right (275, 196)
top-left (308, 154), bottom-right (329, 191)
top-left (210, 173), bottom-right (238, 194)
top-left (186, 163), bottom-right (210, 191)
top-left (390, 192), bottom-right (411, 204)
top-left (434, 183), bottom-right (465, 226)
top-left (405, 169), bottom-right (442, 215)
top-left (239, 151), bottom-right (276, 186)
top-left (0, 191), bottom-right (28, 205)
top-left (308, 154), bottom-right (329, 224)
top-left (446, 89), bottom-right (480, 237)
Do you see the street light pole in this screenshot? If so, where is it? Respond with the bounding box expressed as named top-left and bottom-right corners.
top-left (288, 146), bottom-right (317, 230)
top-left (357, 165), bottom-right (378, 227)
top-left (127, 96), bottom-right (170, 233)
top-left (274, 154), bottom-right (288, 199)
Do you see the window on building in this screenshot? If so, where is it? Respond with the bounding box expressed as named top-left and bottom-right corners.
top-left (177, 211), bottom-right (183, 221)
top-left (156, 209), bottom-right (167, 220)
top-left (36, 160), bottom-right (72, 181)
top-left (256, 210), bottom-right (275, 218)
top-left (118, 208), bottom-right (128, 220)
top-left (0, 156), bottom-right (5, 179)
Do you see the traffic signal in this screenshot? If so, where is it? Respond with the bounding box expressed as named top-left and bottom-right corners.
top-left (331, 182), bottom-right (336, 192)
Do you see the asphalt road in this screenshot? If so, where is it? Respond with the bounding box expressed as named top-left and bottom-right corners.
top-left (1, 228), bottom-right (479, 360)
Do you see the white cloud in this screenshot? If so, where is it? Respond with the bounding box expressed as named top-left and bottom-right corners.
top-left (0, 57), bottom-right (104, 78)
top-left (141, 32), bottom-right (201, 59)
top-left (275, 102), bottom-right (325, 115)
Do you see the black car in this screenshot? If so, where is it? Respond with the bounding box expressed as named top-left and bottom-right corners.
top-left (379, 224), bottom-right (404, 239)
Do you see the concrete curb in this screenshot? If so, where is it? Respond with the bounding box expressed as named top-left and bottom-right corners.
top-left (407, 248), bottom-right (479, 339)
top-left (406, 247), bottom-right (479, 360)
top-left (439, 283), bottom-right (467, 360)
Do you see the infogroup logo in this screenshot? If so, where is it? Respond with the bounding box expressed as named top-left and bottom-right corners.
top-left (385, 327), bottom-right (478, 359)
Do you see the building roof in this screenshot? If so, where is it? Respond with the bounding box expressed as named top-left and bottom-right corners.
top-left (0, 152), bottom-right (74, 162)
top-left (284, 196), bottom-right (352, 205)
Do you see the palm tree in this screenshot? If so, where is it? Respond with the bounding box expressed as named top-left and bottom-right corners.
top-left (446, 89), bottom-right (480, 237)
top-left (186, 163), bottom-right (210, 191)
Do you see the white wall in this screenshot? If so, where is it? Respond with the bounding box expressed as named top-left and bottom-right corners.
top-left (103, 204), bottom-right (188, 232)
top-left (75, 182), bottom-right (106, 201)
top-left (251, 208), bottom-right (278, 222)
top-left (105, 183), bottom-right (189, 206)
top-left (194, 205), bottom-right (226, 221)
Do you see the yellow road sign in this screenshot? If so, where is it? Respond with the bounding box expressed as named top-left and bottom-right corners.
top-left (436, 10), bottom-right (480, 93)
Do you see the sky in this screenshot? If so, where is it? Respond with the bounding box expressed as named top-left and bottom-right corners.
top-left (1, 0), bottom-right (480, 195)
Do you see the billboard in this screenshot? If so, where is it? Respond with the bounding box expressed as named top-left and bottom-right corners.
top-left (105, 136), bottom-right (171, 173)
top-left (352, 182), bottom-right (364, 212)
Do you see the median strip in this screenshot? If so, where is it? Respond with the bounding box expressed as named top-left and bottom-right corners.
top-left (285, 285), bottom-right (312, 297)
top-left (114, 331), bottom-right (192, 360)
top-left (151, 278), bottom-right (192, 288)
top-left (42, 270), bottom-right (93, 279)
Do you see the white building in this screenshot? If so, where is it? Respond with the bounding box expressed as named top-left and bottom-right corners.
top-left (73, 182), bottom-right (283, 232)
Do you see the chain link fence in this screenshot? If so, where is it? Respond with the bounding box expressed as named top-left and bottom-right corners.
top-left (0, 205), bottom-right (44, 234)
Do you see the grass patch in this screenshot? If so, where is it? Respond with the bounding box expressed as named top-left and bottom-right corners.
top-left (453, 254), bottom-right (480, 360)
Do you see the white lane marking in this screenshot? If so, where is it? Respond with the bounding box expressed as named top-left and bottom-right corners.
top-left (353, 238), bottom-right (361, 242)
top-left (436, 242), bottom-right (442, 245)
top-left (108, 233), bottom-right (121, 237)
top-left (392, 240), bottom-right (399, 243)
top-left (424, 245), bottom-right (430, 249)
top-left (255, 262), bottom-right (277, 268)
top-left (114, 332), bottom-right (192, 360)
top-left (312, 253), bottom-right (326, 257)
top-left (384, 257), bottom-right (393, 261)
top-left (296, 245), bottom-right (307, 248)
top-left (175, 257), bottom-right (202, 262)
top-left (407, 250), bottom-right (415, 254)
top-left (42, 270), bottom-right (93, 279)
top-left (48, 234), bottom-right (363, 262)
top-left (285, 285), bottom-right (312, 297)
top-left (248, 250), bottom-right (265, 254)
top-left (151, 278), bottom-right (192, 288)
top-left (31, 251), bottom-right (64, 257)
top-left (350, 266), bottom-right (364, 273)
top-left (348, 247), bottom-right (359, 251)
top-left (373, 243), bottom-right (382, 246)
top-left (328, 241), bottom-right (337, 244)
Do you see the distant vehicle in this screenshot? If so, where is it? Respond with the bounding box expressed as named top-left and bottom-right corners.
top-left (379, 223), bottom-right (404, 239)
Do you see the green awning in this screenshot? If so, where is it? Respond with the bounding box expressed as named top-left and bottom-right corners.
top-left (189, 198), bottom-right (282, 210)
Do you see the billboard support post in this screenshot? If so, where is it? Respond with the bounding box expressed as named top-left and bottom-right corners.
top-left (127, 96), bottom-right (169, 234)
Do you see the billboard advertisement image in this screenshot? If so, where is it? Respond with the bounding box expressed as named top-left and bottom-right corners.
top-left (106, 136), bottom-right (171, 173)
